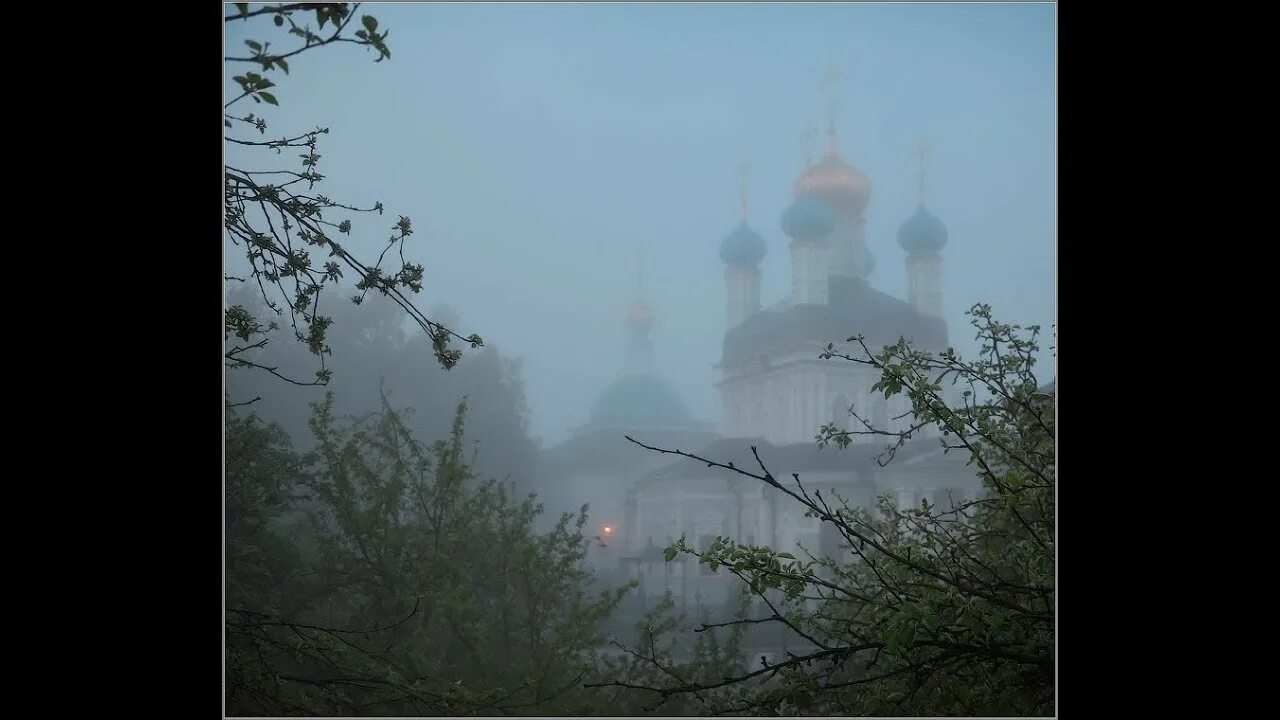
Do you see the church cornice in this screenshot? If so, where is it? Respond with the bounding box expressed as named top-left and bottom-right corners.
top-left (716, 352), bottom-right (865, 385)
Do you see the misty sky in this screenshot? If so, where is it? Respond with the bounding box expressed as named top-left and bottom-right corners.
top-left (225, 2), bottom-right (1056, 447)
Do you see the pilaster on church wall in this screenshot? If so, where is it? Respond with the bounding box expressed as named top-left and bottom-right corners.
top-left (790, 367), bottom-right (803, 445)
top-left (720, 389), bottom-right (732, 437)
top-left (738, 496), bottom-right (760, 545)
top-left (817, 371), bottom-right (828, 432)
top-left (798, 372), bottom-right (811, 435)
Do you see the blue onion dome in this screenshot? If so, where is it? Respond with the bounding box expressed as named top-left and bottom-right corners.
top-left (897, 204), bottom-right (948, 254)
top-left (719, 222), bottom-right (767, 266)
top-left (590, 374), bottom-right (692, 427)
top-left (781, 192), bottom-right (837, 242)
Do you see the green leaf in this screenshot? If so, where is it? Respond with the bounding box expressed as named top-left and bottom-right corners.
top-left (259, 92), bottom-right (278, 105)
top-left (273, 14), bottom-right (283, 27)
top-left (663, 548), bottom-right (676, 562)
top-left (245, 39), bottom-right (262, 52)
top-left (277, 57), bottom-right (289, 74)
top-left (362, 15), bottom-right (378, 32)
top-left (355, 29), bottom-right (368, 39)
top-left (235, 3), bottom-right (248, 16)
top-left (225, 119), bottom-right (233, 128)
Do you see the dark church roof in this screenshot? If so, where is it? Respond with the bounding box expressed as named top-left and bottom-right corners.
top-left (721, 277), bottom-right (948, 369)
top-left (543, 424), bottom-right (718, 475)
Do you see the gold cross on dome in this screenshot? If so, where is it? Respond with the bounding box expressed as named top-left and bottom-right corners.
top-left (736, 158), bottom-right (750, 220)
top-left (915, 140), bottom-right (932, 204)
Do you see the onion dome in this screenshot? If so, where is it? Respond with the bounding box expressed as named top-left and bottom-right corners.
top-left (589, 374), bottom-right (692, 427)
top-left (625, 298), bottom-right (654, 333)
top-left (719, 222), bottom-right (767, 266)
top-left (896, 205), bottom-right (948, 255)
top-left (794, 145), bottom-right (871, 216)
top-left (781, 192), bottom-right (837, 243)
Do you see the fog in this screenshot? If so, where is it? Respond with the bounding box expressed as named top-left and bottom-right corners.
top-left (224, 2), bottom-right (1055, 447)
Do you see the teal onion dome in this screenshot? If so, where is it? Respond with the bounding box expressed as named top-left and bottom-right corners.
top-left (589, 374), bottom-right (692, 427)
top-left (719, 222), bottom-right (767, 266)
top-left (897, 205), bottom-right (948, 254)
top-left (781, 193), bottom-right (837, 243)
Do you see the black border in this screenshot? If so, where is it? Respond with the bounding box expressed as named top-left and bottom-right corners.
top-left (80, 1), bottom-right (1159, 715)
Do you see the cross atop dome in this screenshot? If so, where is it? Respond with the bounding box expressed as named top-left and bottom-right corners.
top-left (625, 248), bottom-right (653, 334)
top-left (822, 65), bottom-right (842, 156)
top-left (915, 140), bottom-right (933, 205)
top-left (797, 120), bottom-right (818, 170)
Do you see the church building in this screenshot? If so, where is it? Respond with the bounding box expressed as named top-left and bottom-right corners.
top-left (541, 113), bottom-right (984, 661)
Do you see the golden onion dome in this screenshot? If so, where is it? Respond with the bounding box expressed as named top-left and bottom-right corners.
top-left (794, 131), bottom-right (871, 216)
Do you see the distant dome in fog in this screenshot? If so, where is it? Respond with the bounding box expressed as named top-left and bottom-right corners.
top-left (589, 374), bottom-right (692, 428)
top-left (794, 143), bottom-right (871, 216)
top-left (720, 222), bottom-right (767, 266)
top-left (625, 299), bottom-right (654, 333)
top-left (781, 192), bottom-right (837, 242)
top-left (897, 204), bottom-right (948, 255)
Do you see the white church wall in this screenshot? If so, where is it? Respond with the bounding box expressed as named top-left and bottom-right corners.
top-left (721, 352), bottom-right (903, 446)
